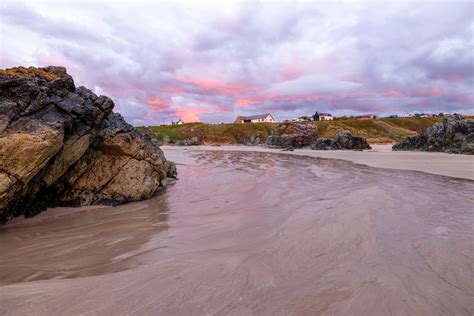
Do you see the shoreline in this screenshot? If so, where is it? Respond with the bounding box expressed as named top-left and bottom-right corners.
top-left (162, 144), bottom-right (474, 180)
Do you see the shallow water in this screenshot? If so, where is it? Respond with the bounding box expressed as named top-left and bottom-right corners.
top-left (1, 150), bottom-right (473, 315)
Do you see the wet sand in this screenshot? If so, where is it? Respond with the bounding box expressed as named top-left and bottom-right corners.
top-left (163, 144), bottom-right (474, 180)
top-left (1, 150), bottom-right (473, 315)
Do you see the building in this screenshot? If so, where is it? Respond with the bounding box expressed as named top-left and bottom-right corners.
top-left (296, 116), bottom-right (311, 122)
top-left (171, 118), bottom-right (184, 125)
top-left (313, 111), bottom-right (334, 121)
top-left (355, 114), bottom-right (378, 120)
top-left (234, 113), bottom-right (275, 124)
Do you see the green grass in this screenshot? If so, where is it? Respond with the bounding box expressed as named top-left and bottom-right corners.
top-left (142, 122), bottom-right (276, 144)
top-left (141, 117), bottom-right (465, 144)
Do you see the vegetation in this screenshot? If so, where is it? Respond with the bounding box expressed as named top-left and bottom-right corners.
top-left (142, 117), bottom-right (470, 144)
top-left (0, 66), bottom-right (58, 81)
top-left (142, 122), bottom-right (275, 144)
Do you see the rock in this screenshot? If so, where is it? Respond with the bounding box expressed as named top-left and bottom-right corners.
top-left (266, 123), bottom-right (318, 148)
top-left (334, 131), bottom-right (372, 150)
top-left (241, 135), bottom-right (261, 146)
top-left (311, 138), bottom-right (338, 150)
top-left (167, 161), bottom-right (178, 179)
top-left (392, 115), bottom-right (474, 154)
top-left (0, 66), bottom-right (176, 222)
top-left (175, 136), bottom-right (202, 146)
top-left (311, 131), bottom-right (371, 150)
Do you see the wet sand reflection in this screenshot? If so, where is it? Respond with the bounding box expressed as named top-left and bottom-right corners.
top-left (1, 150), bottom-right (473, 315)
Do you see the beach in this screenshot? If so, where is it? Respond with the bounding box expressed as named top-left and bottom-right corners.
top-left (1, 148), bottom-right (473, 315)
top-left (163, 145), bottom-right (474, 180)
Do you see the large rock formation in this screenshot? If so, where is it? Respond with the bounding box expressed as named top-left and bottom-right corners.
top-left (392, 115), bottom-right (474, 154)
top-left (311, 131), bottom-right (371, 150)
top-left (0, 66), bottom-right (176, 222)
top-left (266, 122), bottom-right (318, 148)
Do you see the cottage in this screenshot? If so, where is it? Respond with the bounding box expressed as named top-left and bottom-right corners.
top-left (355, 114), bottom-right (378, 120)
top-left (171, 118), bottom-right (184, 125)
top-left (234, 113), bottom-right (275, 124)
top-left (296, 116), bottom-right (311, 122)
top-left (313, 112), bottom-right (334, 121)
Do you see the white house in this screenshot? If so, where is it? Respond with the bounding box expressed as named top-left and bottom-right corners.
top-left (171, 118), bottom-right (184, 125)
top-left (234, 113), bottom-right (275, 124)
top-left (313, 112), bottom-right (334, 121)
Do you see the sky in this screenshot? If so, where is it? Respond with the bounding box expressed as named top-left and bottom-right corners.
top-left (1, 0), bottom-right (473, 125)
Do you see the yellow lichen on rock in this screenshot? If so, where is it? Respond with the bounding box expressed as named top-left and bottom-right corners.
top-left (0, 66), bottom-right (60, 81)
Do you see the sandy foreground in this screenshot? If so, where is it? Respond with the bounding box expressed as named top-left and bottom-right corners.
top-left (161, 144), bottom-right (474, 180)
top-left (0, 148), bottom-right (473, 315)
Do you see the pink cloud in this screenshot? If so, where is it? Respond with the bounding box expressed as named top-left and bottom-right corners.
top-left (146, 97), bottom-right (172, 112)
top-left (175, 106), bottom-right (226, 123)
top-left (384, 90), bottom-right (408, 98)
top-left (235, 98), bottom-right (261, 107)
top-left (281, 64), bottom-right (305, 81)
top-left (161, 86), bottom-right (186, 93)
top-left (349, 91), bottom-right (377, 98)
top-left (444, 74), bottom-right (463, 83)
top-left (414, 87), bottom-right (445, 97)
top-left (175, 108), bottom-right (200, 122)
top-left (177, 77), bottom-right (250, 95)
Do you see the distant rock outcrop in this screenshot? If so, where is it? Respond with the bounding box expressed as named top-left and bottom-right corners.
top-left (175, 137), bottom-right (203, 146)
top-left (266, 122), bottom-right (318, 148)
top-left (392, 115), bottom-right (474, 154)
top-left (311, 131), bottom-right (371, 150)
top-left (0, 66), bottom-right (176, 222)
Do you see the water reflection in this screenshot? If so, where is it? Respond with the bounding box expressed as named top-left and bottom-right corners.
top-left (0, 192), bottom-right (171, 285)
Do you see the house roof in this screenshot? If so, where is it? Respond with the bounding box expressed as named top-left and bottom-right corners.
top-left (238, 113), bottom-right (272, 120)
top-left (319, 113), bottom-right (332, 116)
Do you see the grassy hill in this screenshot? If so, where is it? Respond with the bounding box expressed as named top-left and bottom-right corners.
top-left (142, 117), bottom-right (465, 144)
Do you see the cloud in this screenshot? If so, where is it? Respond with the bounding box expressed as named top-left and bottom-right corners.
top-left (1, 0), bottom-right (472, 124)
top-left (267, 75), bottom-right (361, 95)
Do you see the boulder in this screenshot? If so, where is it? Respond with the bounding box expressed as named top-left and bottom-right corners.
top-left (241, 135), bottom-right (261, 146)
top-left (311, 131), bottom-right (371, 150)
top-left (334, 130), bottom-right (372, 150)
top-left (311, 138), bottom-right (338, 150)
top-left (0, 66), bottom-right (176, 222)
top-left (267, 123), bottom-right (318, 148)
top-left (392, 115), bottom-right (474, 154)
top-left (175, 136), bottom-right (202, 146)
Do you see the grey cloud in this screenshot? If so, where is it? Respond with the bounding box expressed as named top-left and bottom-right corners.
top-left (1, 0), bottom-right (472, 125)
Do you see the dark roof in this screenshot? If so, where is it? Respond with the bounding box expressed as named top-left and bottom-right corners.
top-left (319, 113), bottom-right (332, 116)
top-left (238, 113), bottom-right (272, 120)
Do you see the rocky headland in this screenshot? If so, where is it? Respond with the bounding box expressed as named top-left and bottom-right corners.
top-left (0, 66), bottom-right (176, 222)
top-left (392, 115), bottom-right (474, 154)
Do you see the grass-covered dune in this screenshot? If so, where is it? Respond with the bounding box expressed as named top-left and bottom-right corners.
top-left (142, 117), bottom-right (467, 144)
